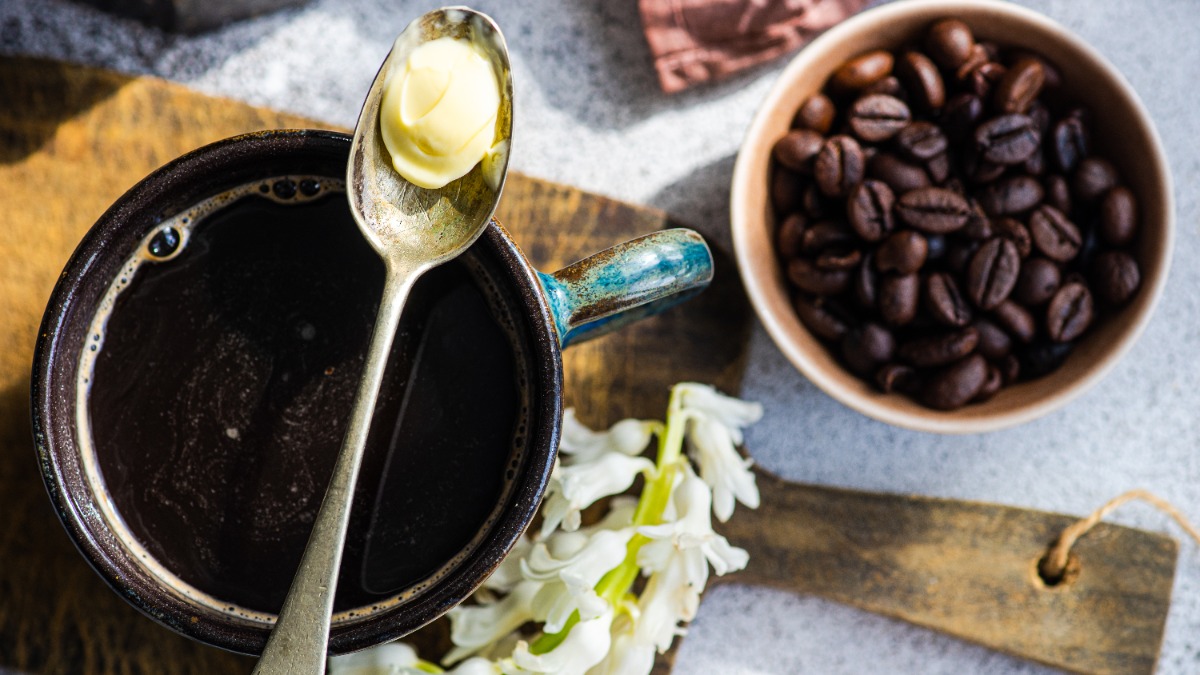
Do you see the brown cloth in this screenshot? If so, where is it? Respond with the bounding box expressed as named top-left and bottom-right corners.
top-left (640, 0), bottom-right (868, 93)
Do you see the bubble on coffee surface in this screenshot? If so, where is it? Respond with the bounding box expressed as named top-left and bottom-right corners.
top-left (74, 174), bottom-right (533, 627)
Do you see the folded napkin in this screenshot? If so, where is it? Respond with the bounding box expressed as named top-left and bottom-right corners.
top-left (639, 0), bottom-right (868, 93)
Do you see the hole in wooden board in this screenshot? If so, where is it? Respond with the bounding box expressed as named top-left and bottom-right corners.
top-left (1035, 550), bottom-right (1081, 589)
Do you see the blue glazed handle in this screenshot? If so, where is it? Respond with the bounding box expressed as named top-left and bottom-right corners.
top-left (537, 228), bottom-right (713, 348)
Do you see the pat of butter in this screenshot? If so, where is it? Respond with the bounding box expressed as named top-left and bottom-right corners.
top-left (380, 36), bottom-right (502, 190)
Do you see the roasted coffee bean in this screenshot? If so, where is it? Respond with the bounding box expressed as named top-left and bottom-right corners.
top-left (1045, 281), bottom-right (1094, 342)
top-left (942, 93), bottom-right (984, 141)
top-left (849, 94), bottom-right (912, 142)
top-left (992, 299), bottom-right (1036, 343)
top-left (875, 363), bottom-right (920, 394)
top-left (1051, 115), bottom-right (1089, 173)
top-left (802, 183), bottom-right (836, 219)
top-left (961, 198), bottom-right (993, 239)
top-left (897, 121), bottom-right (949, 161)
top-left (967, 62), bottom-right (1007, 99)
top-left (875, 230), bottom-right (928, 274)
top-left (993, 57), bottom-right (1045, 114)
top-left (879, 272), bottom-right (920, 325)
top-left (787, 257), bottom-right (851, 295)
top-left (966, 237), bottom-right (1020, 309)
top-left (841, 322), bottom-right (896, 375)
top-left (833, 50), bottom-right (894, 91)
top-left (993, 217), bottom-right (1032, 257)
top-left (868, 152), bottom-right (931, 193)
top-left (794, 93), bottom-right (837, 134)
top-left (925, 152), bottom-right (951, 183)
top-left (999, 353), bottom-right (1021, 383)
top-left (793, 295), bottom-right (851, 341)
top-left (1013, 256), bottom-right (1061, 306)
top-left (896, 51), bottom-right (945, 110)
top-left (847, 179), bottom-right (896, 242)
top-left (973, 364), bottom-right (1004, 402)
top-left (776, 213), bottom-right (807, 259)
top-left (972, 317), bottom-right (1012, 359)
top-left (899, 327), bottom-right (979, 367)
top-left (1091, 250), bottom-right (1141, 305)
top-left (974, 114), bottom-right (1040, 165)
top-left (922, 353), bottom-right (988, 410)
top-left (1072, 221), bottom-right (1100, 274)
top-left (896, 187), bottom-right (971, 233)
top-left (963, 149), bottom-right (1007, 184)
top-left (1019, 340), bottom-right (1074, 379)
top-left (816, 247), bottom-right (863, 271)
top-left (1029, 205), bottom-right (1082, 262)
top-left (863, 75), bottom-right (906, 97)
top-left (814, 135), bottom-right (866, 198)
top-left (854, 252), bottom-right (878, 309)
top-left (925, 271), bottom-right (973, 327)
top-left (979, 175), bottom-right (1044, 216)
top-left (1072, 157), bottom-right (1118, 202)
top-left (955, 44), bottom-right (991, 82)
top-left (800, 221), bottom-right (855, 254)
top-left (773, 129), bottom-right (825, 173)
top-left (1023, 146), bottom-right (1046, 176)
top-left (1044, 174), bottom-right (1072, 214)
top-left (1100, 185), bottom-right (1138, 246)
top-left (926, 18), bottom-right (975, 70)
top-left (771, 168), bottom-right (804, 215)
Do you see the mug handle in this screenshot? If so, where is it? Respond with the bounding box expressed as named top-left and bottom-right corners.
top-left (537, 228), bottom-right (714, 348)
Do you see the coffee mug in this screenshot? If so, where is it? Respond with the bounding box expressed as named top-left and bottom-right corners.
top-left (31, 129), bottom-right (712, 655)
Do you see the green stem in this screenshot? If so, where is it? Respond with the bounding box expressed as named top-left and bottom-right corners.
top-left (530, 387), bottom-right (689, 655)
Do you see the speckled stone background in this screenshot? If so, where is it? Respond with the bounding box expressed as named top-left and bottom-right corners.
top-left (2, 0), bottom-right (1198, 673)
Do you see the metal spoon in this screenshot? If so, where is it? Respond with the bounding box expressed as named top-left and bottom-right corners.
top-left (253, 8), bottom-right (512, 674)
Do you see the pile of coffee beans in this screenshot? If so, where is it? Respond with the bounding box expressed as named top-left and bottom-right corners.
top-left (771, 18), bottom-right (1142, 410)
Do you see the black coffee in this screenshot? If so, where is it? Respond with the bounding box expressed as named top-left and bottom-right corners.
top-left (81, 178), bottom-right (531, 617)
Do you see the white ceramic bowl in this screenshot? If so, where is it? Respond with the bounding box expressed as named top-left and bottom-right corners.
top-left (731, 0), bottom-right (1173, 433)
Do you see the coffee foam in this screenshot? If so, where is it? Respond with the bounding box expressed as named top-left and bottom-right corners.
top-left (75, 175), bottom-right (532, 628)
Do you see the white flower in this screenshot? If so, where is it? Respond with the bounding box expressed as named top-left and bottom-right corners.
top-left (586, 606), bottom-right (654, 675)
top-left (331, 643), bottom-right (499, 675)
top-left (445, 580), bottom-right (542, 665)
top-left (541, 452), bottom-right (654, 536)
top-left (503, 607), bottom-right (615, 675)
top-left (560, 409), bottom-right (655, 462)
top-left (677, 383), bottom-right (762, 522)
top-left (523, 528), bottom-right (633, 633)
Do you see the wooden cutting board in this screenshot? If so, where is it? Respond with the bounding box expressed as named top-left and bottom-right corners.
top-left (0, 58), bottom-right (1178, 675)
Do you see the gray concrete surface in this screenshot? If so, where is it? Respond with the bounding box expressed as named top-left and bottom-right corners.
top-left (3, 0), bottom-right (1198, 673)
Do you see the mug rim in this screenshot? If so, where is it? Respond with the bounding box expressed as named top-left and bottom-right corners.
top-left (31, 129), bottom-right (564, 654)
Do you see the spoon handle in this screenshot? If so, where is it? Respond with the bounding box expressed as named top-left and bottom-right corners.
top-left (253, 266), bottom-right (418, 675)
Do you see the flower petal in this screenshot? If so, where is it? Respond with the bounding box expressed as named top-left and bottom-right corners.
top-left (329, 642), bottom-right (421, 674)
top-left (446, 580), bottom-right (541, 664)
top-left (560, 409), bottom-right (655, 462)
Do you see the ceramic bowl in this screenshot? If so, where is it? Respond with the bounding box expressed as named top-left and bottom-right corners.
top-left (731, 0), bottom-right (1173, 433)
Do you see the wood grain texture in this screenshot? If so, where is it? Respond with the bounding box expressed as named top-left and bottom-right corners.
top-left (0, 57), bottom-right (1178, 675)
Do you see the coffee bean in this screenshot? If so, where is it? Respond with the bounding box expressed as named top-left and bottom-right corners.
top-left (993, 217), bottom-right (1032, 257)
top-left (833, 50), bottom-right (894, 91)
top-left (776, 213), bottom-right (807, 259)
top-left (1044, 174), bottom-right (1072, 214)
top-left (802, 183), bottom-right (836, 219)
top-left (1023, 146), bottom-right (1046, 176)
top-left (967, 62), bottom-right (1007, 99)
top-left (1051, 115), bottom-right (1089, 173)
top-left (955, 44), bottom-right (991, 82)
top-left (942, 92), bottom-right (984, 142)
top-left (925, 152), bottom-right (951, 183)
top-left (815, 135), bottom-right (866, 198)
top-left (992, 299), bottom-right (1036, 343)
top-left (841, 322), bottom-right (896, 375)
top-left (896, 51), bottom-right (946, 110)
top-left (900, 327), bottom-right (980, 367)
top-left (868, 153), bottom-right (931, 194)
top-left (854, 252), bottom-right (878, 310)
top-left (773, 129), bottom-right (825, 172)
top-left (1072, 157), bottom-right (1118, 202)
top-left (816, 247), bottom-right (863, 271)
top-left (863, 75), bottom-right (906, 97)
top-left (925, 271), bottom-right (973, 327)
top-left (1091, 250), bottom-right (1141, 305)
top-left (771, 168), bottom-right (803, 214)
top-left (896, 121), bottom-right (949, 161)
top-left (896, 187), bottom-right (971, 233)
top-left (972, 317), bottom-right (1012, 359)
top-left (966, 237), bottom-right (1020, 309)
top-left (1100, 185), bottom-right (1138, 246)
top-left (793, 295), bottom-right (850, 341)
top-left (787, 257), bottom-right (851, 295)
top-left (879, 272), bottom-right (920, 325)
top-left (794, 93), bottom-right (837, 134)
top-left (993, 57), bottom-right (1045, 114)
top-left (979, 175), bottom-right (1044, 216)
top-left (961, 198), bottom-right (993, 239)
top-left (876, 230), bottom-right (928, 274)
top-left (1029, 205), bottom-right (1082, 262)
top-left (975, 114), bottom-right (1040, 165)
top-left (800, 221), bottom-right (855, 254)
top-left (922, 353), bottom-right (988, 410)
top-left (849, 94), bottom-right (912, 142)
top-left (875, 363), bottom-right (920, 394)
top-left (972, 364), bottom-right (1004, 402)
top-left (926, 18), bottom-right (975, 70)
top-left (962, 149), bottom-right (1007, 184)
top-left (1045, 281), bottom-right (1094, 342)
top-left (1013, 256), bottom-right (1061, 306)
top-left (999, 353), bottom-right (1022, 383)
top-left (847, 179), bottom-right (895, 242)
top-left (1018, 340), bottom-right (1074, 379)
